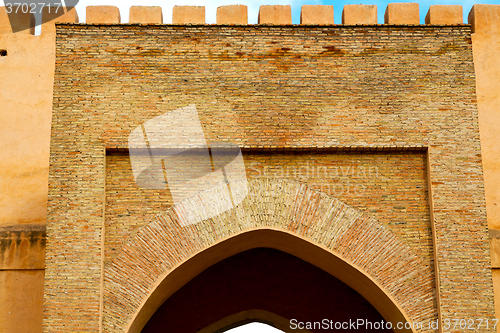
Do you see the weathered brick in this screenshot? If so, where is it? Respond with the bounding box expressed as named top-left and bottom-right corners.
top-left (44, 23), bottom-right (495, 333)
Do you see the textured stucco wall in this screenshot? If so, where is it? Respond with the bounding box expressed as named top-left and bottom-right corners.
top-left (0, 10), bottom-right (54, 333)
top-left (0, 7), bottom-right (77, 333)
top-left (0, 269), bottom-right (45, 333)
top-left (0, 23), bottom-right (55, 228)
top-left (472, 6), bottom-right (500, 230)
top-left (469, 4), bottom-right (500, 323)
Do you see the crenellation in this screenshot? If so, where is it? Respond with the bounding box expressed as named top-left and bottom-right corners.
top-left (425, 5), bottom-right (462, 25)
top-left (129, 6), bottom-right (163, 24)
top-left (86, 6), bottom-right (120, 24)
top-left (216, 5), bottom-right (247, 25)
top-left (0, 6), bottom-right (34, 34)
top-left (385, 2), bottom-right (420, 24)
top-left (258, 5), bottom-right (292, 24)
top-left (468, 4), bottom-right (500, 34)
top-left (342, 5), bottom-right (377, 25)
top-left (1, 4), bottom-right (499, 28)
top-left (172, 5), bottom-right (205, 24)
top-left (300, 5), bottom-right (334, 25)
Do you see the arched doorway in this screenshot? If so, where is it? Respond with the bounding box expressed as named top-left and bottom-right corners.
top-left (141, 248), bottom-right (393, 333)
top-left (102, 179), bottom-right (437, 333)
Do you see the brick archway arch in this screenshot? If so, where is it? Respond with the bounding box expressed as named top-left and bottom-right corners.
top-left (102, 179), bottom-right (437, 333)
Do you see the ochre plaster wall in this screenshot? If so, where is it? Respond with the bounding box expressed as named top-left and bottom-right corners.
top-left (469, 5), bottom-right (500, 324)
top-left (0, 20), bottom-right (55, 227)
top-left (472, 6), bottom-right (500, 230)
top-left (0, 17), bottom-right (54, 333)
top-left (0, 270), bottom-right (45, 333)
top-left (0, 7), bottom-right (76, 333)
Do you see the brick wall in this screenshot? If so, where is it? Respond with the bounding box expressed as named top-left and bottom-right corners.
top-left (45, 23), bottom-right (494, 331)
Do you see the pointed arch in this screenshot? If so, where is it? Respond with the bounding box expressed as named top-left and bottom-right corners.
top-left (101, 179), bottom-right (437, 333)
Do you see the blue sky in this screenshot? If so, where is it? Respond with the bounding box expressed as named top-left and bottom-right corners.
top-left (74, 0), bottom-right (500, 25)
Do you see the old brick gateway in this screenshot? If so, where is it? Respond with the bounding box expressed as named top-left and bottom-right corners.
top-left (2, 3), bottom-right (500, 333)
top-left (46, 20), bottom-right (488, 332)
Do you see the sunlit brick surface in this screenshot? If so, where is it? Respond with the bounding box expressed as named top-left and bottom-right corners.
top-left (103, 178), bottom-right (436, 332)
top-left (44, 24), bottom-right (494, 332)
top-left (105, 152), bottom-right (432, 267)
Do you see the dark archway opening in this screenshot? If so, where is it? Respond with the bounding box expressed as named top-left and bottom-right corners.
top-left (142, 248), bottom-right (393, 332)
